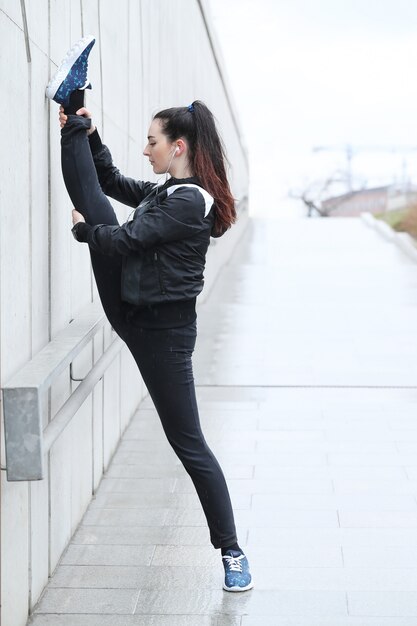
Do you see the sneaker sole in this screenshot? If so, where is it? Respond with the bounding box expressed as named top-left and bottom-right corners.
top-left (45, 34), bottom-right (95, 100)
top-left (223, 581), bottom-right (254, 592)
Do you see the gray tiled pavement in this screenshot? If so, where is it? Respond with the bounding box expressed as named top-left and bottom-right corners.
top-left (29, 216), bottom-right (417, 625)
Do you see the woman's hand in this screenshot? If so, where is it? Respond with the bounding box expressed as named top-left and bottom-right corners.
top-left (72, 209), bottom-right (86, 225)
top-left (59, 106), bottom-right (96, 136)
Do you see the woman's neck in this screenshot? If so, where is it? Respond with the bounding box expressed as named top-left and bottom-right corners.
top-left (169, 161), bottom-right (194, 180)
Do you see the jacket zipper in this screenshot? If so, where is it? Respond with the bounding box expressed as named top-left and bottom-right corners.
top-left (154, 251), bottom-right (167, 294)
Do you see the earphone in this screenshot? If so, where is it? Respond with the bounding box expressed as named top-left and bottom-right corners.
top-left (157, 145), bottom-right (179, 185)
top-left (146, 145), bottom-right (180, 196)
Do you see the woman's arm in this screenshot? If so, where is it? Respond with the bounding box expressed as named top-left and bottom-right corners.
top-left (87, 129), bottom-right (155, 208)
top-left (71, 186), bottom-right (210, 255)
top-left (59, 106), bottom-right (155, 208)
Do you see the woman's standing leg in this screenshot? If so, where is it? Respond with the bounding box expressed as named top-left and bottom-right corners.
top-left (123, 320), bottom-right (239, 549)
top-left (60, 114), bottom-right (129, 339)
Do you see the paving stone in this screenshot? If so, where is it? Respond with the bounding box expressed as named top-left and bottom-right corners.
top-left (49, 564), bottom-right (225, 590)
top-left (49, 565), bottom-right (145, 589)
top-left (199, 413), bottom-right (259, 429)
top-left (117, 439), bottom-right (174, 453)
top-left (339, 494), bottom-right (417, 511)
top-left (30, 617), bottom-right (240, 626)
top-left (324, 429), bottom-right (400, 443)
top-left (343, 544), bottom-right (417, 567)
top-left (247, 542), bottom-right (343, 567)
top-left (34, 588), bottom-right (140, 614)
top-left (151, 545), bottom-right (219, 567)
top-left (233, 508), bottom-right (340, 528)
top-left (329, 467), bottom-right (407, 480)
top-left (133, 589), bottom-right (347, 616)
top-left (96, 478), bottom-right (176, 494)
top-left (338, 528), bottom-right (417, 548)
top-left (252, 493), bottom-right (339, 510)
top-left (242, 618), bottom-right (417, 626)
top-left (253, 465), bottom-right (333, 480)
top-left (249, 527), bottom-right (417, 549)
top-left (333, 478), bottom-right (417, 495)
top-left (248, 527), bottom-right (342, 545)
top-left (327, 452), bottom-right (404, 466)
top-left (61, 544), bottom-right (155, 566)
top-left (257, 415), bottom-right (325, 430)
top-left (163, 508), bottom-right (208, 526)
top-left (72, 525), bottom-right (211, 546)
top-left (198, 401), bottom-right (259, 412)
top-left (105, 464), bottom-right (186, 479)
top-left (253, 429), bottom-right (326, 442)
top-left (110, 450), bottom-right (179, 465)
top-left (218, 451), bottom-right (328, 466)
top-left (83, 508), bottom-right (169, 526)
top-left (339, 511), bottom-right (417, 528)
top-left (194, 438), bottom-right (257, 452)
top-left (123, 423), bottom-right (165, 438)
top-left (257, 440), bottom-right (398, 454)
top-left (347, 591), bottom-right (417, 616)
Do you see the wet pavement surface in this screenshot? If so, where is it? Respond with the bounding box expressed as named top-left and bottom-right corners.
top-left (29, 217), bottom-right (417, 625)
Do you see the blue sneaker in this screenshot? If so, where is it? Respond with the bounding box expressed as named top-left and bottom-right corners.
top-left (222, 550), bottom-right (254, 592)
top-left (45, 35), bottom-right (95, 107)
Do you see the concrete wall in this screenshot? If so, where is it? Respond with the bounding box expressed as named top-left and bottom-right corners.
top-left (0, 1), bottom-right (248, 625)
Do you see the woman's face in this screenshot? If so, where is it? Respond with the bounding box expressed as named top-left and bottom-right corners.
top-left (143, 119), bottom-right (176, 174)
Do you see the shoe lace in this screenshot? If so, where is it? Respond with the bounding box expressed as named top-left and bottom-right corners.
top-left (223, 554), bottom-right (244, 573)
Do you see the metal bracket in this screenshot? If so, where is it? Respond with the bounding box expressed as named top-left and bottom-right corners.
top-left (70, 363), bottom-right (84, 382)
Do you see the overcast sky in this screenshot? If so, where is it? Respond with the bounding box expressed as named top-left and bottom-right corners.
top-left (209, 0), bottom-right (417, 217)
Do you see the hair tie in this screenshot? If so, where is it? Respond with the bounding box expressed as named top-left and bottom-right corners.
top-left (187, 103), bottom-right (194, 113)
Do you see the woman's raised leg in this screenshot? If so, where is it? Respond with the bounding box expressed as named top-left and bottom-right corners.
top-left (60, 114), bottom-right (130, 339)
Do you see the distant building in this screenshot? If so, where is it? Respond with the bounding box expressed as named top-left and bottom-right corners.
top-left (321, 185), bottom-right (417, 217)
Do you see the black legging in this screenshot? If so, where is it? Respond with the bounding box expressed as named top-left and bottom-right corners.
top-left (60, 115), bottom-right (238, 549)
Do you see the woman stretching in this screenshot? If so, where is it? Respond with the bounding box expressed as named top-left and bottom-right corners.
top-left (46, 35), bottom-right (253, 592)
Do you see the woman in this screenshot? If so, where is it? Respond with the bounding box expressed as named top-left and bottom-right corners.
top-left (46, 35), bottom-right (253, 592)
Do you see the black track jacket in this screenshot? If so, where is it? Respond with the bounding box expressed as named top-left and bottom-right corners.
top-left (72, 130), bottom-right (223, 307)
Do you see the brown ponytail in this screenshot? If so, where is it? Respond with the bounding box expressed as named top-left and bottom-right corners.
top-left (154, 100), bottom-right (236, 235)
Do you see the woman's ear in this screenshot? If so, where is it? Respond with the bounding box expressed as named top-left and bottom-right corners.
top-left (175, 139), bottom-right (187, 156)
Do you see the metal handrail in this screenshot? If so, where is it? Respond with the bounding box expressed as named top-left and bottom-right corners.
top-left (2, 301), bottom-right (123, 481)
top-left (43, 336), bottom-right (122, 452)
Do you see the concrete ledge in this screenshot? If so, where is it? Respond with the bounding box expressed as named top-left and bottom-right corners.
top-left (360, 211), bottom-right (417, 262)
